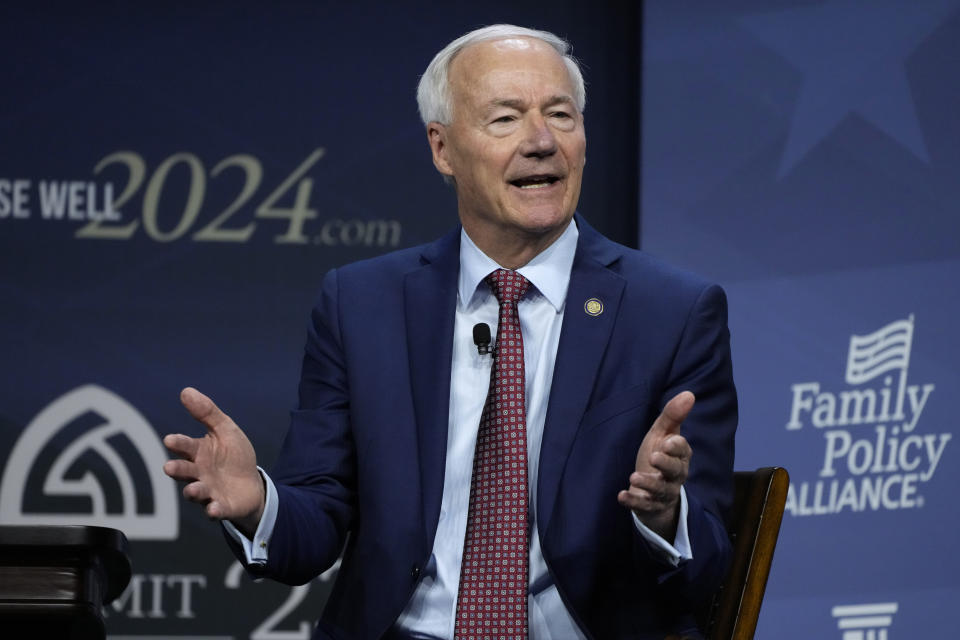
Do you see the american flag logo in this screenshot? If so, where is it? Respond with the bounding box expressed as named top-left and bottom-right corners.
top-left (845, 316), bottom-right (914, 385)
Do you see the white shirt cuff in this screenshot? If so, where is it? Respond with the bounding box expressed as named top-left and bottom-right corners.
top-left (221, 466), bottom-right (279, 566)
top-left (631, 486), bottom-right (693, 567)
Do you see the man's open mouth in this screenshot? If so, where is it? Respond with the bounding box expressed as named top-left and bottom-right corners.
top-left (509, 175), bottom-right (561, 190)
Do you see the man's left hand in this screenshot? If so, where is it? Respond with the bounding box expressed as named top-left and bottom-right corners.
top-left (617, 391), bottom-right (694, 540)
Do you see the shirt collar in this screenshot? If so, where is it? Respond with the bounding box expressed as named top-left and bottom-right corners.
top-left (458, 219), bottom-right (579, 313)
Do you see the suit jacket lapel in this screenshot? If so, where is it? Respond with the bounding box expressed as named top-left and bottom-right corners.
top-left (404, 228), bottom-right (460, 554)
top-left (538, 217), bottom-right (625, 535)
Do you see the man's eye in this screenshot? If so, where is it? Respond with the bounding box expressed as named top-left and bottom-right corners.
top-left (493, 115), bottom-right (515, 123)
top-left (550, 111), bottom-right (572, 119)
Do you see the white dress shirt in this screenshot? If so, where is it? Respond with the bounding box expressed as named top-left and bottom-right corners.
top-left (225, 219), bottom-right (692, 638)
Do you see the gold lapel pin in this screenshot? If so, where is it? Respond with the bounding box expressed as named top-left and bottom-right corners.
top-left (584, 298), bottom-right (603, 316)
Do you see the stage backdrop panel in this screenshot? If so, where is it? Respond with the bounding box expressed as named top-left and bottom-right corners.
top-left (641, 1), bottom-right (960, 638)
top-left (0, 2), bottom-right (638, 638)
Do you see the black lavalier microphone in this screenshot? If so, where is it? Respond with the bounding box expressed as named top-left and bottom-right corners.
top-left (473, 323), bottom-right (493, 355)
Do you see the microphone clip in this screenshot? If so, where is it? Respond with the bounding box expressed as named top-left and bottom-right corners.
top-left (473, 322), bottom-right (494, 356)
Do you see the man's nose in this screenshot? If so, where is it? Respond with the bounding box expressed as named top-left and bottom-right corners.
top-left (518, 117), bottom-right (558, 158)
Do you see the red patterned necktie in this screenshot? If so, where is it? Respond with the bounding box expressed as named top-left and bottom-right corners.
top-left (454, 268), bottom-right (531, 640)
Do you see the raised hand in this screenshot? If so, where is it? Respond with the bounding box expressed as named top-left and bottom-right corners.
top-left (163, 387), bottom-right (265, 537)
top-left (617, 391), bottom-right (694, 540)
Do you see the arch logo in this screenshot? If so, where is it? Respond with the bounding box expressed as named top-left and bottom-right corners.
top-left (0, 384), bottom-right (178, 539)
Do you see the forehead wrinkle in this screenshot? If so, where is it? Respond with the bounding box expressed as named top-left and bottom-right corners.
top-left (448, 39), bottom-right (580, 124)
top-left (483, 95), bottom-right (576, 113)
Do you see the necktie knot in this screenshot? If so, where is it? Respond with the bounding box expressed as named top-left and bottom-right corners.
top-left (486, 268), bottom-right (531, 306)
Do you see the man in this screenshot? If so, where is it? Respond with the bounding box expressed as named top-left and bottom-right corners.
top-left (163, 25), bottom-right (736, 639)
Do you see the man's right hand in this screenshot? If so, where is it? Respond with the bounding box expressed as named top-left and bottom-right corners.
top-left (163, 387), bottom-right (265, 538)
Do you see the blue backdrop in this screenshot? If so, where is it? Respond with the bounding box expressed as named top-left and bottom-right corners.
top-left (4, 1), bottom-right (956, 638)
top-left (642, 1), bottom-right (960, 637)
top-left (0, 2), bottom-right (639, 637)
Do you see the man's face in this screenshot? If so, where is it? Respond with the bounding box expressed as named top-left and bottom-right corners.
top-left (428, 37), bottom-right (586, 251)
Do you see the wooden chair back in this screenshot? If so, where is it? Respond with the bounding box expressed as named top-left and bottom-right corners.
top-left (701, 466), bottom-right (789, 640)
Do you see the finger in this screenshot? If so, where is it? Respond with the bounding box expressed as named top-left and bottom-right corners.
top-left (629, 470), bottom-right (664, 490)
top-left (180, 387), bottom-right (233, 434)
top-left (163, 458), bottom-right (199, 482)
top-left (628, 471), bottom-right (680, 504)
top-left (649, 451), bottom-right (686, 480)
top-left (648, 391), bottom-right (695, 437)
top-left (618, 488), bottom-right (654, 512)
top-left (182, 480), bottom-right (212, 504)
top-left (618, 487), bottom-right (668, 513)
top-left (206, 501), bottom-right (225, 520)
top-left (658, 434), bottom-right (692, 460)
top-left (163, 433), bottom-right (200, 460)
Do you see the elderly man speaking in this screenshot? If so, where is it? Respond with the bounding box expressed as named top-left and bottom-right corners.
top-left (163, 24), bottom-right (737, 640)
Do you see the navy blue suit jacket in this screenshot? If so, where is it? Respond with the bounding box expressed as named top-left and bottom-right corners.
top-left (242, 215), bottom-right (737, 639)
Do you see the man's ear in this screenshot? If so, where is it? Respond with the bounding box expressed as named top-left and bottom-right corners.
top-left (427, 122), bottom-right (455, 177)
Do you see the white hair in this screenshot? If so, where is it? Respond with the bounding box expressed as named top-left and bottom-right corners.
top-left (416, 24), bottom-right (586, 125)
